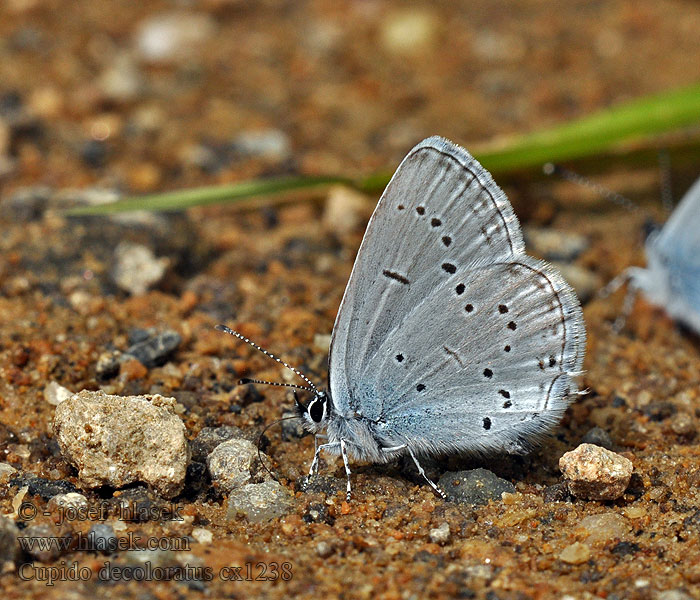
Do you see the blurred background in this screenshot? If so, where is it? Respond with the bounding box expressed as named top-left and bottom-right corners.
top-left (1, 0), bottom-right (698, 194)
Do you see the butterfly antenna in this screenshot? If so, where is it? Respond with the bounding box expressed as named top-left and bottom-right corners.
top-left (256, 415), bottom-right (302, 482)
top-left (215, 324), bottom-right (318, 392)
top-left (657, 149), bottom-right (675, 214)
top-left (543, 162), bottom-right (641, 214)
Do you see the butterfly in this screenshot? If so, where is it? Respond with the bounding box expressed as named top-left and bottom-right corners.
top-left (218, 136), bottom-right (586, 500)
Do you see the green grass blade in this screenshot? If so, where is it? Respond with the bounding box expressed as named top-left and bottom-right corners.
top-left (65, 82), bottom-right (700, 215)
top-left (473, 82), bottom-right (700, 173)
top-left (64, 174), bottom-right (353, 216)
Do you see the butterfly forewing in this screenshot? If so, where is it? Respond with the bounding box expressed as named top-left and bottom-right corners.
top-left (330, 137), bottom-right (527, 415)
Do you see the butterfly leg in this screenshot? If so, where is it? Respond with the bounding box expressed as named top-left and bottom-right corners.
top-left (383, 445), bottom-right (447, 499)
top-left (340, 439), bottom-right (352, 502)
top-left (309, 441), bottom-right (340, 476)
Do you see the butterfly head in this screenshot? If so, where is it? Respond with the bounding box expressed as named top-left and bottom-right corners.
top-left (295, 390), bottom-right (330, 433)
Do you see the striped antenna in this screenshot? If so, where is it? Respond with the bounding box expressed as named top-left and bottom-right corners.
top-left (543, 162), bottom-right (641, 214)
top-left (215, 324), bottom-right (318, 392)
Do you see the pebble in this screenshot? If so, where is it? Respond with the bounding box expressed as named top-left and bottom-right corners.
top-left (22, 524), bottom-right (66, 562)
top-left (190, 426), bottom-right (245, 462)
top-left (207, 438), bottom-right (261, 493)
top-left (43, 381), bottom-right (73, 406)
top-left (47, 492), bottom-right (88, 512)
top-left (579, 512), bottom-right (631, 545)
top-left (438, 469), bottom-right (515, 505)
top-left (87, 523), bottom-right (118, 554)
top-left (136, 12), bottom-right (216, 63)
top-left (669, 413), bottom-right (696, 439)
top-left (0, 515), bottom-right (20, 565)
top-left (226, 481), bottom-right (294, 523)
top-left (559, 542), bottom-right (591, 564)
top-left (559, 443), bottom-right (633, 501)
top-left (524, 227), bottom-right (590, 262)
top-left (95, 350), bottom-right (121, 380)
top-left (230, 129), bottom-right (292, 162)
top-left (112, 242), bottom-right (170, 296)
top-left (322, 186), bottom-right (372, 235)
top-left (98, 53), bottom-right (144, 102)
top-left (124, 548), bottom-right (177, 568)
top-left (429, 522), bottom-right (451, 545)
top-left (316, 541), bottom-right (334, 558)
top-left (581, 426), bottom-right (614, 450)
top-left (52, 390), bottom-right (189, 498)
top-left (0, 463), bottom-right (17, 484)
top-left (124, 329), bottom-right (181, 368)
top-left (191, 527), bottom-right (213, 545)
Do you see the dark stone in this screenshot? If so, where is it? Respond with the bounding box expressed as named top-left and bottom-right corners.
top-left (113, 487), bottom-right (173, 522)
top-left (581, 427), bottom-right (614, 450)
top-left (437, 469), bottom-right (515, 505)
top-left (302, 502), bottom-right (334, 525)
top-left (9, 475), bottom-right (78, 500)
top-left (611, 541), bottom-right (640, 556)
top-left (643, 401), bottom-right (676, 422)
top-left (297, 475), bottom-right (345, 496)
top-left (87, 523), bottom-right (118, 554)
top-left (124, 329), bottom-right (181, 368)
top-left (543, 482), bottom-right (570, 503)
top-left (280, 411), bottom-right (306, 440)
top-left (80, 139), bottom-right (108, 168)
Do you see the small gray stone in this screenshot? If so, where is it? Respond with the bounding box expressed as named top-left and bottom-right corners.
top-left (559, 443), bottom-right (633, 501)
top-left (190, 426), bottom-right (245, 462)
top-left (0, 515), bottom-right (20, 565)
top-left (438, 469), bottom-right (515, 505)
top-left (581, 427), bottom-right (614, 450)
top-left (53, 390), bottom-right (189, 498)
top-left (429, 522), bottom-right (451, 544)
top-left (230, 129), bottom-right (291, 162)
top-left (124, 548), bottom-right (177, 568)
top-left (87, 523), bottom-right (118, 554)
top-left (207, 438), bottom-right (262, 492)
top-left (21, 524), bottom-right (68, 562)
top-left (226, 481), bottom-right (294, 523)
top-left (124, 329), bottom-right (181, 368)
top-left (280, 411), bottom-right (306, 441)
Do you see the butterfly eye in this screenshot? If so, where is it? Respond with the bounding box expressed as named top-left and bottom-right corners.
top-left (309, 398), bottom-right (325, 423)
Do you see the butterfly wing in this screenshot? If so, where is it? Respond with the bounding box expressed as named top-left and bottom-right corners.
top-left (328, 137), bottom-right (585, 455)
top-left (649, 176), bottom-right (700, 330)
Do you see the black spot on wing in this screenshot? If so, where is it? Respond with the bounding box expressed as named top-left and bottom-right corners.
top-left (382, 270), bottom-right (410, 285)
